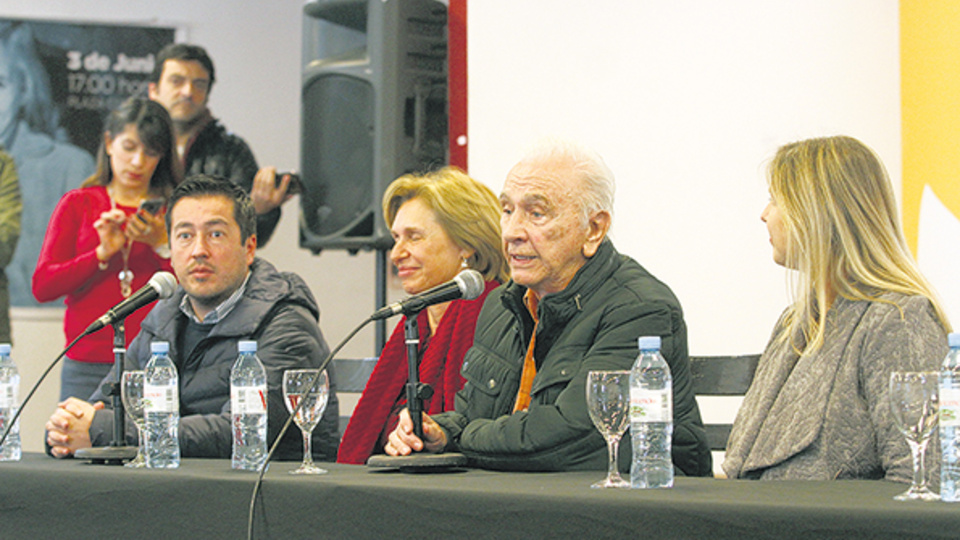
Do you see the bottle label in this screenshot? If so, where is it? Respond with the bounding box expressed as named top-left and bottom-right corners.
top-left (143, 383), bottom-right (178, 413)
top-left (942, 387), bottom-right (960, 427)
top-left (630, 389), bottom-right (671, 423)
top-left (0, 383), bottom-right (16, 408)
top-left (232, 386), bottom-right (267, 415)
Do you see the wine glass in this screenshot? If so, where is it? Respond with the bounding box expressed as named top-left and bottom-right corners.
top-left (121, 370), bottom-right (146, 468)
top-left (586, 370), bottom-right (631, 488)
top-left (889, 371), bottom-right (940, 501)
top-left (283, 369), bottom-right (329, 475)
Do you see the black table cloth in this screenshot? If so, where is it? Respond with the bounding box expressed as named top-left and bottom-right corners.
top-left (2, 453), bottom-right (959, 539)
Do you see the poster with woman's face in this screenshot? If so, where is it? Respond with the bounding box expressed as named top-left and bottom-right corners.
top-left (0, 19), bottom-right (174, 308)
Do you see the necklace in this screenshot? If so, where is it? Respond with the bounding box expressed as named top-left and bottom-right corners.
top-left (118, 240), bottom-right (133, 298)
top-left (107, 186), bottom-right (136, 298)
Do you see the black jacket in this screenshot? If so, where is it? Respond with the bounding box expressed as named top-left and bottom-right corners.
top-left (89, 258), bottom-right (339, 460)
top-left (432, 239), bottom-right (712, 475)
top-left (184, 118), bottom-right (281, 246)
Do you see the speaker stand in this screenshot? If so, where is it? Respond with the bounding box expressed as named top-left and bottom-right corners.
top-left (375, 248), bottom-right (388, 353)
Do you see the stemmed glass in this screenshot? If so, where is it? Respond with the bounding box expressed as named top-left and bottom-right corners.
top-left (586, 370), bottom-right (631, 488)
top-left (283, 369), bottom-right (329, 475)
top-left (121, 370), bottom-right (146, 468)
top-left (889, 371), bottom-right (940, 501)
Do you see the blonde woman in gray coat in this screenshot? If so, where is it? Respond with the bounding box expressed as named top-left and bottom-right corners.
top-left (723, 135), bottom-right (951, 482)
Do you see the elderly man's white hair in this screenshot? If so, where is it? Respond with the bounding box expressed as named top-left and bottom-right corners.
top-left (516, 138), bottom-right (615, 226)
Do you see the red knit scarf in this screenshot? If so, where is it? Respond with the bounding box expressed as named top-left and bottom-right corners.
top-left (337, 281), bottom-right (498, 464)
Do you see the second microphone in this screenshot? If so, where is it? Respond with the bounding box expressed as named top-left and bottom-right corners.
top-left (372, 269), bottom-right (485, 320)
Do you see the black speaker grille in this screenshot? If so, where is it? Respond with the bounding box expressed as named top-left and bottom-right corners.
top-left (300, 0), bottom-right (447, 253)
top-left (301, 74), bottom-right (375, 240)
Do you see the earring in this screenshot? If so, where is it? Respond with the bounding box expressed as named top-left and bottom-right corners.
top-left (461, 258), bottom-right (469, 269)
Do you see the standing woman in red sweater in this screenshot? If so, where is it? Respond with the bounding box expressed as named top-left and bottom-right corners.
top-left (338, 167), bottom-right (509, 464)
top-left (33, 97), bottom-right (181, 400)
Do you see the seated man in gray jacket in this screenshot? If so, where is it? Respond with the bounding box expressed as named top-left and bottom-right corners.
top-left (46, 175), bottom-right (339, 461)
top-left (386, 140), bottom-right (711, 475)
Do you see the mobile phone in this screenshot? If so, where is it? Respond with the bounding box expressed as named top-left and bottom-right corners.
top-left (138, 198), bottom-right (165, 216)
top-left (275, 172), bottom-right (303, 195)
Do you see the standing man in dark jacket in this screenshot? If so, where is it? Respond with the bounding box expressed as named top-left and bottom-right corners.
top-left (387, 140), bottom-right (711, 475)
top-left (147, 43), bottom-right (292, 246)
top-left (46, 175), bottom-right (339, 461)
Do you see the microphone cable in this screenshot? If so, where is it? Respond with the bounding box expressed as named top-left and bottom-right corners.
top-left (246, 316), bottom-right (374, 540)
top-left (0, 330), bottom-right (89, 447)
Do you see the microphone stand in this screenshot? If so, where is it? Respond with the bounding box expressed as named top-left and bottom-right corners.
top-left (405, 314), bottom-right (433, 439)
top-left (365, 308), bottom-right (467, 471)
top-left (74, 321), bottom-right (137, 465)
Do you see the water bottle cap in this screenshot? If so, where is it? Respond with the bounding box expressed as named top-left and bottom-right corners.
top-left (638, 336), bottom-right (661, 350)
top-left (0, 343), bottom-right (10, 355)
top-left (238, 340), bottom-right (257, 353)
top-left (950, 333), bottom-right (960, 348)
top-left (151, 341), bottom-right (170, 354)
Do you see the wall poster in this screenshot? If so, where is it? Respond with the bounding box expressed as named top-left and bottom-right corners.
top-left (0, 18), bottom-right (174, 307)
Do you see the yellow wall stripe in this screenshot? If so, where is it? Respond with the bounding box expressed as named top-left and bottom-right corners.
top-left (901, 0), bottom-right (960, 253)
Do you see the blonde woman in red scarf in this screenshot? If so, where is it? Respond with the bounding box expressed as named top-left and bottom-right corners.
top-left (338, 167), bottom-right (508, 464)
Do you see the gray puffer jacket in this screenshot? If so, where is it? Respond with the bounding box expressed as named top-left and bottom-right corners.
top-left (88, 257), bottom-right (340, 461)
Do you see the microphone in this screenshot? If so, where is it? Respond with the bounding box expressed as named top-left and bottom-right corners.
top-left (85, 271), bottom-right (178, 334)
top-left (372, 269), bottom-right (485, 320)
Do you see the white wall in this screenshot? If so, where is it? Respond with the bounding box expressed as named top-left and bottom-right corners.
top-left (467, 0), bottom-right (902, 355)
top-left (4, 0), bottom-right (901, 454)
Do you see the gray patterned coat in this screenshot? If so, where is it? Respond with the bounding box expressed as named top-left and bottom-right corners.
top-left (723, 292), bottom-right (947, 482)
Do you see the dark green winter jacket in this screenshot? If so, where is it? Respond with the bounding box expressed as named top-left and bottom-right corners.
top-left (432, 239), bottom-right (712, 476)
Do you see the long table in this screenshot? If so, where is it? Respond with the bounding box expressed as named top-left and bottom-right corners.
top-left (2, 453), bottom-right (959, 539)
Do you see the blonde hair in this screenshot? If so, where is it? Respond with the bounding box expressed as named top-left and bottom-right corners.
top-left (383, 166), bottom-right (509, 283)
top-left (768, 135), bottom-right (951, 353)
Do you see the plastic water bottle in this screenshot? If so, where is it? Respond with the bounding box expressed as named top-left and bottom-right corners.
top-left (143, 341), bottom-right (180, 468)
top-left (231, 340), bottom-right (268, 471)
top-left (0, 343), bottom-right (21, 461)
top-left (941, 333), bottom-right (960, 501)
top-left (630, 335), bottom-right (673, 488)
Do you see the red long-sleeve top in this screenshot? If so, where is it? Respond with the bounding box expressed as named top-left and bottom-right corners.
top-left (32, 186), bottom-right (173, 363)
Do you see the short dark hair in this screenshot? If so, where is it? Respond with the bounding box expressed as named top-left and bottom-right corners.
top-left (166, 175), bottom-right (256, 243)
top-left (151, 43), bottom-right (216, 87)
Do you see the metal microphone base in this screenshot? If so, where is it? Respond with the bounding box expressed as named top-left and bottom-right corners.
top-left (75, 445), bottom-right (138, 465)
top-left (367, 452), bottom-right (467, 473)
